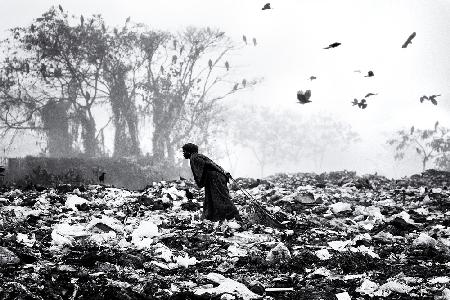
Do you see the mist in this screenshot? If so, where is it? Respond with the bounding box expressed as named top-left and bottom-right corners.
top-left (0, 0), bottom-right (449, 181)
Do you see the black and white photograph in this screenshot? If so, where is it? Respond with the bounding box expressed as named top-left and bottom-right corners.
top-left (0, 0), bottom-right (449, 299)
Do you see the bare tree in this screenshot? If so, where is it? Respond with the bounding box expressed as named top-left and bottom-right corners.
top-left (388, 122), bottom-right (450, 171)
top-left (138, 26), bottom-right (259, 163)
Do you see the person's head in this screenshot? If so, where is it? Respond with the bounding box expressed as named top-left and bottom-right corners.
top-left (182, 143), bottom-right (198, 159)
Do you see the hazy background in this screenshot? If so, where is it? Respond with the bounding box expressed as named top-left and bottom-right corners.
top-left (1, 0), bottom-right (449, 179)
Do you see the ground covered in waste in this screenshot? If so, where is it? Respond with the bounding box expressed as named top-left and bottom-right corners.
top-left (0, 169), bottom-right (449, 300)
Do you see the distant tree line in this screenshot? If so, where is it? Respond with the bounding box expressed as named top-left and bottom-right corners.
top-left (0, 6), bottom-right (257, 164)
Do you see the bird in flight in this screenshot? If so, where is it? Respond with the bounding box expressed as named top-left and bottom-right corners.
top-left (262, 3), bottom-right (271, 10)
top-left (358, 99), bottom-right (367, 109)
top-left (354, 70), bottom-right (361, 73)
top-left (420, 94), bottom-right (441, 105)
top-left (309, 76), bottom-right (317, 81)
top-left (402, 32), bottom-right (416, 48)
top-left (297, 90), bottom-right (312, 104)
top-left (364, 71), bottom-right (374, 77)
top-left (324, 42), bottom-right (341, 49)
top-left (365, 93), bottom-right (378, 98)
top-left (352, 98), bottom-right (367, 109)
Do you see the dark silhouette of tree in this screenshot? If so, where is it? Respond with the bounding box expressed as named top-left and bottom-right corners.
top-left (0, 7), bottom-right (108, 157)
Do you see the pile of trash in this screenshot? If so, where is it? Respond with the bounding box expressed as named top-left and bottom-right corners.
top-left (0, 170), bottom-right (449, 299)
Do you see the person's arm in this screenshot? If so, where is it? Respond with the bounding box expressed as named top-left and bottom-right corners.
top-left (204, 161), bottom-right (232, 179)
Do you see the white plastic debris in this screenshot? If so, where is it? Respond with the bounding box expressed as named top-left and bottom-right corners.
top-left (375, 280), bottom-right (412, 296)
top-left (175, 253), bottom-right (197, 268)
top-left (266, 242), bottom-right (291, 262)
top-left (315, 249), bottom-right (332, 260)
top-left (429, 276), bottom-right (450, 284)
top-left (154, 243), bottom-right (174, 262)
top-left (86, 215), bottom-right (124, 233)
top-left (354, 206), bottom-right (385, 221)
top-left (350, 245), bottom-right (379, 259)
top-left (310, 267), bottom-right (331, 277)
top-left (65, 194), bottom-right (88, 211)
top-left (330, 202), bottom-right (352, 214)
top-left (0, 246), bottom-right (20, 265)
top-left (443, 288), bottom-right (450, 300)
top-left (90, 231), bottom-right (117, 245)
top-left (356, 279), bottom-right (379, 295)
top-left (335, 291), bottom-right (351, 300)
top-left (51, 223), bottom-right (89, 247)
top-left (388, 211), bottom-right (416, 224)
top-left (131, 220), bottom-right (161, 249)
top-left (328, 240), bottom-right (350, 252)
top-left (228, 244), bottom-right (248, 257)
top-left (194, 273), bottom-right (261, 300)
top-left (132, 220), bottom-right (160, 240)
top-left (412, 233), bottom-right (437, 248)
top-left (16, 233), bottom-right (36, 247)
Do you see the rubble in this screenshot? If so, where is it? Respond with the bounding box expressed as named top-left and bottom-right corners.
top-left (0, 170), bottom-right (449, 299)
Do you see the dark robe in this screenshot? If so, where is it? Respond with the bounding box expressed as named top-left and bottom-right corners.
top-left (189, 153), bottom-right (239, 221)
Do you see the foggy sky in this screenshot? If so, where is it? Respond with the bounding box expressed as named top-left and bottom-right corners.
top-left (1, 0), bottom-right (449, 179)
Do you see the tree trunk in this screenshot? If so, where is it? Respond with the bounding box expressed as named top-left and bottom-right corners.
top-left (152, 95), bottom-right (166, 160)
top-left (79, 109), bottom-right (97, 157)
top-left (41, 100), bottom-right (72, 157)
top-left (108, 66), bottom-right (140, 157)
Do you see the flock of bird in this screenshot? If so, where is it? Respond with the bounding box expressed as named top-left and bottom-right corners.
top-left (257, 3), bottom-right (441, 110)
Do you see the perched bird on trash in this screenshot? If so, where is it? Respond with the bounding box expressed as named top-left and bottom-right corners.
top-left (365, 71), bottom-right (374, 77)
top-left (99, 172), bottom-right (106, 183)
top-left (365, 92), bottom-right (378, 98)
top-left (208, 59), bottom-right (213, 70)
top-left (324, 42), bottom-right (341, 49)
top-left (297, 90), bottom-right (312, 104)
top-left (58, 5), bottom-right (64, 12)
top-left (402, 32), bottom-right (416, 48)
top-left (225, 61), bottom-right (230, 71)
top-left (434, 121), bottom-right (439, 131)
top-left (242, 79), bottom-right (247, 87)
top-left (410, 126), bottom-right (414, 135)
top-left (253, 38), bottom-right (257, 46)
top-left (262, 3), bottom-right (271, 10)
top-left (233, 83), bottom-right (239, 90)
top-left (309, 76), bottom-right (317, 81)
top-left (243, 35), bottom-right (247, 44)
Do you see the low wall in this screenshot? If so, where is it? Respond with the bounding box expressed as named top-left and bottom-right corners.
top-left (2, 156), bottom-right (186, 190)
